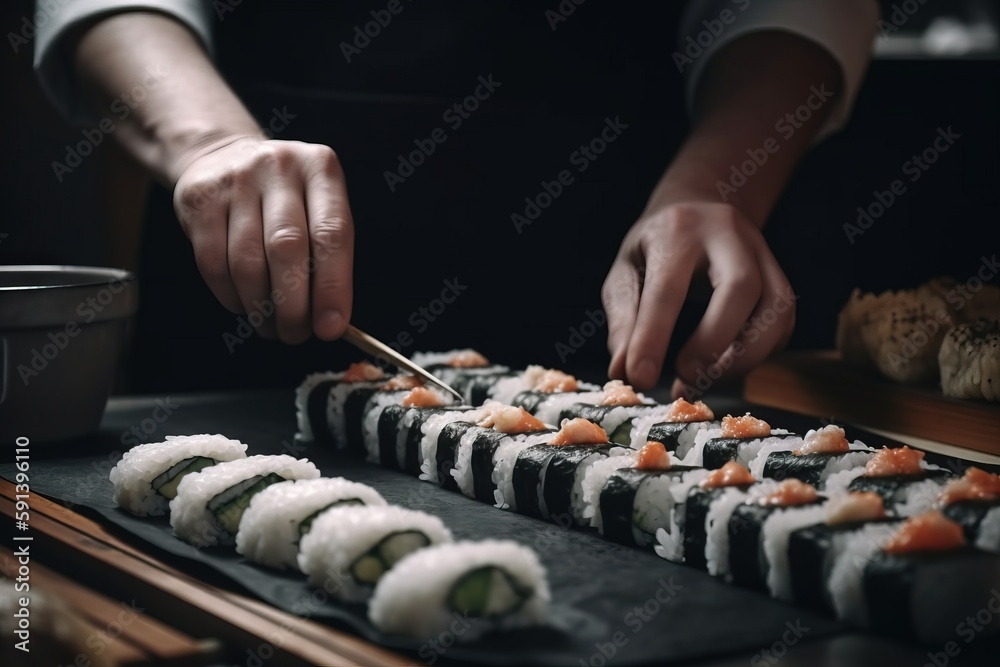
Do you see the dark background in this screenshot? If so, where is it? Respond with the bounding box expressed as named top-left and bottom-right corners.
top-left (2, 0), bottom-right (997, 393)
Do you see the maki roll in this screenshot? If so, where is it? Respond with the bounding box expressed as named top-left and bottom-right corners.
top-left (410, 349), bottom-right (510, 393)
top-left (827, 446), bottom-right (953, 512)
top-left (751, 425), bottom-right (875, 485)
top-left (511, 386), bottom-right (604, 425)
top-left (936, 467), bottom-right (1000, 553)
top-left (418, 408), bottom-right (484, 485)
top-left (363, 385), bottom-right (455, 465)
top-left (371, 385), bottom-right (462, 471)
top-left (557, 381), bottom-right (660, 436)
top-left (485, 366), bottom-right (585, 405)
top-left (612, 398), bottom-right (715, 450)
top-left (110, 434), bottom-right (248, 516)
top-left (235, 478), bottom-right (386, 570)
top-left (170, 455), bottom-right (320, 547)
top-left (369, 540), bottom-right (550, 641)
top-left (726, 480), bottom-right (825, 597)
top-left (297, 505), bottom-right (453, 601)
top-left (294, 361), bottom-right (387, 448)
top-left (687, 414), bottom-right (798, 469)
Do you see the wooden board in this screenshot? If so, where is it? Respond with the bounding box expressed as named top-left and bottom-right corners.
top-left (745, 350), bottom-right (1000, 456)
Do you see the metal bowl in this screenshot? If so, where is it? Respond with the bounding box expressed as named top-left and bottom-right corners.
top-left (0, 266), bottom-right (138, 443)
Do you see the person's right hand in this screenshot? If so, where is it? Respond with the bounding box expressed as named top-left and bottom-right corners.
top-left (172, 136), bottom-right (354, 343)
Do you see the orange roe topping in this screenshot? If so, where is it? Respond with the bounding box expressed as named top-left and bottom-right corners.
top-left (533, 369), bottom-right (579, 393)
top-left (882, 511), bottom-right (965, 555)
top-left (600, 380), bottom-right (643, 407)
top-left (636, 441), bottom-right (672, 471)
top-left (721, 414), bottom-right (771, 439)
top-left (343, 361), bottom-right (385, 383)
top-left (824, 492), bottom-right (886, 526)
top-left (549, 418), bottom-right (608, 446)
top-left (402, 386), bottom-right (446, 408)
top-left (865, 446), bottom-right (925, 478)
top-left (449, 350), bottom-right (489, 368)
top-left (662, 398), bottom-right (714, 423)
top-left (794, 425), bottom-right (850, 455)
top-left (700, 461), bottom-right (756, 489)
top-left (382, 375), bottom-right (423, 391)
top-left (478, 406), bottom-right (547, 434)
top-left (937, 467), bottom-right (1000, 507)
top-left (758, 479), bottom-right (819, 507)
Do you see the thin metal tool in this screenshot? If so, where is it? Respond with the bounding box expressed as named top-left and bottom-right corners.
top-left (342, 324), bottom-right (465, 402)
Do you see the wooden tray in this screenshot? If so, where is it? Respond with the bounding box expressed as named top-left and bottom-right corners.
top-left (745, 350), bottom-right (1000, 457)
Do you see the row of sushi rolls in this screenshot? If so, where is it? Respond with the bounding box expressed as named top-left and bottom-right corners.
top-left (110, 349), bottom-right (1000, 645)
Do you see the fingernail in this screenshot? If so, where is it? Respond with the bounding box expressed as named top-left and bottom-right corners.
top-left (317, 310), bottom-right (344, 339)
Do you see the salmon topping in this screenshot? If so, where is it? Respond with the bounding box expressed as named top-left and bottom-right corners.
top-left (549, 418), bottom-right (608, 446)
top-left (824, 492), bottom-right (885, 526)
top-left (532, 369), bottom-right (579, 393)
top-left (700, 461), bottom-right (755, 489)
top-left (795, 425), bottom-right (850, 455)
top-left (720, 413), bottom-right (771, 439)
top-left (381, 375), bottom-right (423, 391)
top-left (865, 446), bottom-right (924, 478)
top-left (758, 479), bottom-right (819, 507)
top-left (662, 398), bottom-right (714, 423)
top-left (937, 467), bottom-right (1000, 506)
top-left (478, 406), bottom-right (547, 434)
top-left (600, 380), bottom-right (644, 407)
top-left (636, 441), bottom-right (672, 471)
top-left (342, 361), bottom-right (385, 383)
top-left (882, 511), bottom-right (965, 555)
top-left (402, 386), bottom-right (446, 408)
top-left (448, 350), bottom-right (489, 368)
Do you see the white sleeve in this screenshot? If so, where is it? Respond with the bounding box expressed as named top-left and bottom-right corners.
top-left (678, 0), bottom-right (879, 140)
top-left (34, 0), bottom-right (214, 125)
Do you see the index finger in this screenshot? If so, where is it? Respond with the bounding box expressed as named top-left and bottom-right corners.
top-left (305, 146), bottom-right (354, 340)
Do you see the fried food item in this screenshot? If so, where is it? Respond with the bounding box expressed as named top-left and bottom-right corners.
top-left (939, 319), bottom-right (1000, 402)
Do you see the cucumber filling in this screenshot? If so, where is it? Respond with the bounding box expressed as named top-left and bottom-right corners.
top-left (609, 420), bottom-right (634, 447)
top-left (449, 566), bottom-right (531, 617)
top-left (349, 531), bottom-right (430, 585)
top-left (210, 472), bottom-right (286, 535)
top-left (152, 456), bottom-right (216, 499)
top-left (297, 498), bottom-right (365, 538)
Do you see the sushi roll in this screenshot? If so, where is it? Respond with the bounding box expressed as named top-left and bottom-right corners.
top-left (170, 455), bottom-right (320, 547)
top-left (297, 505), bottom-right (452, 601)
top-left (751, 425), bottom-right (875, 485)
top-left (294, 362), bottom-right (387, 448)
top-left (937, 467), bottom-right (1000, 553)
top-left (410, 349), bottom-right (510, 392)
top-left (726, 480), bottom-right (826, 597)
top-left (828, 511), bottom-right (1000, 643)
top-left (655, 461), bottom-right (755, 569)
top-left (484, 366), bottom-right (585, 405)
top-left (592, 442), bottom-right (703, 546)
top-left (363, 385), bottom-right (455, 465)
top-left (418, 408), bottom-right (484, 485)
top-left (110, 434), bottom-right (248, 516)
top-left (612, 398), bottom-right (716, 449)
top-left (511, 385), bottom-right (605, 425)
top-left (371, 385), bottom-right (462, 471)
top-left (686, 414), bottom-right (798, 469)
top-left (369, 540), bottom-right (550, 641)
top-left (556, 380), bottom-right (659, 436)
top-left (827, 446), bottom-right (953, 512)
top-left (451, 405), bottom-right (551, 503)
top-left (235, 478), bottom-right (387, 570)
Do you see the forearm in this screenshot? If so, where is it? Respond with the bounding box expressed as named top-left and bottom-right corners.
top-left (650, 32), bottom-right (844, 226)
top-left (73, 12), bottom-right (263, 185)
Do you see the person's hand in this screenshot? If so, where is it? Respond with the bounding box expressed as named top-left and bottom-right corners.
top-left (602, 199), bottom-right (795, 397)
top-left (172, 136), bottom-right (353, 343)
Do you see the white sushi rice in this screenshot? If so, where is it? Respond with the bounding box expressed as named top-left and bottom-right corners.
top-left (748, 438), bottom-right (873, 481)
top-left (594, 405), bottom-right (661, 439)
top-left (235, 478), bottom-right (387, 570)
top-left (369, 540), bottom-right (550, 641)
top-left (491, 432), bottom-right (555, 510)
top-left (894, 478), bottom-right (950, 517)
top-left (362, 390), bottom-right (409, 464)
top-left (822, 466), bottom-right (868, 496)
top-left (680, 428), bottom-right (795, 468)
top-left (452, 426), bottom-right (486, 498)
top-left (703, 485), bottom-right (766, 578)
top-left (761, 503), bottom-right (828, 600)
top-left (976, 506), bottom-right (1000, 553)
top-left (531, 391), bottom-right (604, 425)
top-left (580, 452), bottom-right (637, 530)
top-left (827, 520), bottom-right (903, 627)
top-left (294, 372), bottom-right (342, 441)
top-left (568, 447), bottom-right (631, 526)
top-left (110, 434), bottom-right (248, 516)
top-left (325, 379), bottom-right (386, 450)
top-left (170, 455), bottom-right (320, 547)
top-left (419, 409), bottom-right (481, 484)
top-left (297, 505), bottom-right (453, 601)
top-left (629, 414), bottom-right (716, 455)
top-left (652, 469), bottom-right (711, 563)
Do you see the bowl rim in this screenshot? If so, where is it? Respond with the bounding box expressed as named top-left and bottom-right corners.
top-left (0, 265), bottom-right (136, 292)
